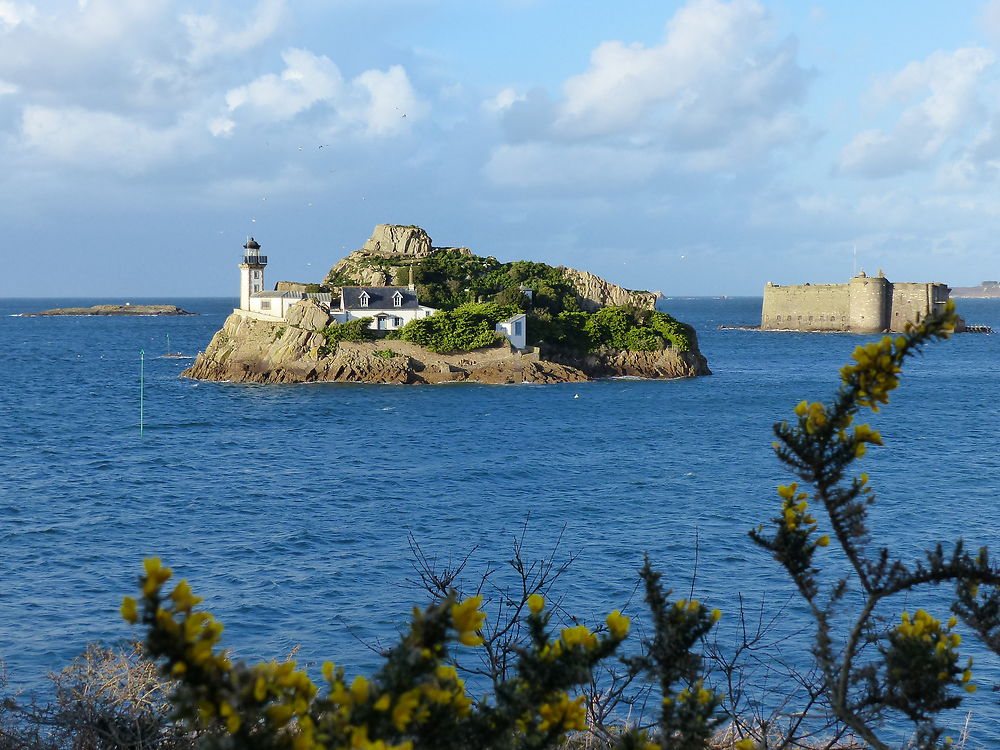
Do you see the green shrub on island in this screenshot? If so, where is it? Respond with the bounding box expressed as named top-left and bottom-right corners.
top-left (390, 302), bottom-right (519, 353)
top-left (410, 250), bottom-right (579, 314)
top-left (582, 307), bottom-right (693, 353)
top-left (527, 307), bottom-right (693, 353)
top-left (321, 247), bottom-right (694, 356)
top-left (318, 318), bottom-right (376, 356)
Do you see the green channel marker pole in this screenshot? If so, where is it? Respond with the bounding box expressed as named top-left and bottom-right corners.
top-left (139, 349), bottom-right (144, 436)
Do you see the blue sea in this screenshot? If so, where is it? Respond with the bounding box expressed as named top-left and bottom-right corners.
top-left (2, 296), bottom-right (999, 742)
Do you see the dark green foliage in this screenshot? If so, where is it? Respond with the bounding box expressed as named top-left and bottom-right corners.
top-left (527, 311), bottom-right (591, 351)
top-left (395, 303), bottom-right (517, 353)
top-left (318, 317), bottom-right (376, 355)
top-left (627, 557), bottom-right (724, 750)
top-left (323, 247), bottom-right (696, 356)
top-left (532, 307), bottom-right (693, 353)
top-left (492, 286), bottom-right (532, 312)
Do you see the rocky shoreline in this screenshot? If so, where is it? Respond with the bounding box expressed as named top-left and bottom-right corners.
top-left (24, 304), bottom-right (193, 316)
top-left (181, 309), bottom-right (711, 385)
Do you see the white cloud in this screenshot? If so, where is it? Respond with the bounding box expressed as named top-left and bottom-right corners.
top-left (353, 65), bottom-right (423, 136)
top-left (482, 87), bottom-right (525, 114)
top-left (208, 117), bottom-right (235, 138)
top-left (484, 0), bottom-right (812, 188)
top-left (20, 105), bottom-right (185, 174)
top-left (181, 0), bottom-right (285, 67)
top-left (0, 79), bottom-right (16, 95)
top-left (0, 1), bottom-right (35, 30)
top-left (223, 50), bottom-right (423, 138)
top-left (553, 0), bottom-right (809, 147)
top-left (838, 47), bottom-right (995, 178)
top-left (225, 48), bottom-right (344, 121)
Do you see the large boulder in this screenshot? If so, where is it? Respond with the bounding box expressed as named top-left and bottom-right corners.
top-left (285, 299), bottom-right (330, 330)
top-left (361, 224), bottom-right (434, 258)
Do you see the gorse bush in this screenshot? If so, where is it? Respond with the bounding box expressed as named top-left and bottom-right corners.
top-left (751, 300), bottom-right (1000, 749)
top-left (121, 559), bottom-right (727, 750)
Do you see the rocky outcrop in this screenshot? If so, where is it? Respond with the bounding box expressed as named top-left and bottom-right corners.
top-left (547, 348), bottom-right (711, 379)
top-left (557, 267), bottom-right (657, 312)
top-left (181, 304), bottom-right (707, 385)
top-left (361, 225), bottom-right (434, 258)
top-left (284, 298), bottom-right (330, 330)
top-left (24, 304), bottom-right (193, 316)
top-left (323, 225), bottom-right (469, 287)
top-left (181, 312), bottom-right (590, 385)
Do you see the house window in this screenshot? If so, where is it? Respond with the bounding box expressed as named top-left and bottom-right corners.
top-left (392, 291), bottom-right (403, 308)
top-left (393, 317), bottom-right (403, 327)
top-left (261, 300), bottom-right (271, 310)
top-left (377, 317), bottom-right (387, 330)
top-left (514, 321), bottom-right (523, 337)
top-left (253, 284), bottom-right (261, 292)
top-left (253, 271), bottom-right (260, 279)
top-left (359, 292), bottom-right (370, 307)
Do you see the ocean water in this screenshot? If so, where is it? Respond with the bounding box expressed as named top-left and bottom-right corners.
top-left (2, 296), bottom-right (999, 741)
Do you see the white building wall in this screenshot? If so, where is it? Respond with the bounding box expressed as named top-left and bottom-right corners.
top-left (248, 295), bottom-right (301, 319)
top-left (239, 265), bottom-right (266, 311)
top-left (332, 306), bottom-right (437, 330)
top-left (496, 314), bottom-right (527, 349)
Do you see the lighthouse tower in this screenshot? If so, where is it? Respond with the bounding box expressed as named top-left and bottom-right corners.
top-left (239, 238), bottom-right (267, 311)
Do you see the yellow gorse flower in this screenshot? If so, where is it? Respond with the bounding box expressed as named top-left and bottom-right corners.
top-left (560, 624), bottom-right (598, 651)
top-left (141, 557), bottom-right (173, 596)
top-left (605, 610), bottom-right (631, 639)
top-left (527, 593), bottom-right (545, 614)
top-left (537, 692), bottom-right (586, 733)
top-left (120, 596), bottom-right (138, 624)
top-left (451, 595), bottom-right (486, 647)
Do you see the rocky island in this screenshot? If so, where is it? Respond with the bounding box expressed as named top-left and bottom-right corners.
top-left (25, 304), bottom-right (193, 316)
top-left (183, 225), bottom-right (710, 385)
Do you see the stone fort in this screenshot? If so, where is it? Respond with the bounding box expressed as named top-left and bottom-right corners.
top-left (761, 271), bottom-right (951, 333)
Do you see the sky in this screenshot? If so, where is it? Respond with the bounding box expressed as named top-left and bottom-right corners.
top-left (3, 0), bottom-right (1000, 297)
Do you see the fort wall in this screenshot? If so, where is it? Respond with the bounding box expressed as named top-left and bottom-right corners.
top-left (760, 283), bottom-right (849, 331)
top-left (761, 274), bottom-right (951, 333)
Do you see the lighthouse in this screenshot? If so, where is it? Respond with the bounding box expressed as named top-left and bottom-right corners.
top-left (239, 238), bottom-right (267, 311)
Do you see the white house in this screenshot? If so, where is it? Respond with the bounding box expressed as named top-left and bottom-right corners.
top-left (236, 238), bottom-right (527, 346)
top-left (496, 313), bottom-right (527, 349)
top-left (334, 286), bottom-right (436, 330)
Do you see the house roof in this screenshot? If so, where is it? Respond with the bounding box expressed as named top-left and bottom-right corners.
top-left (341, 286), bottom-right (421, 310)
top-left (251, 290), bottom-right (305, 299)
top-left (249, 292), bottom-right (334, 303)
